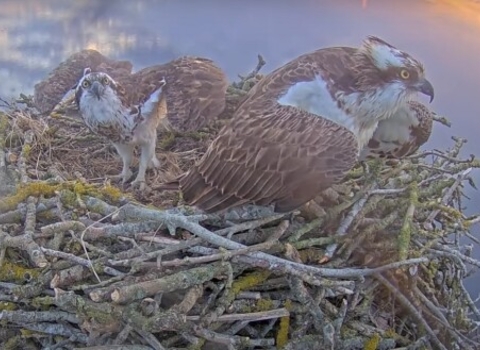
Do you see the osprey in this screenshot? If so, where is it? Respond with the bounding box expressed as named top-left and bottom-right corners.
top-left (73, 68), bottom-right (168, 189)
top-left (34, 49), bottom-right (133, 115)
top-left (49, 54), bottom-right (229, 188)
top-left (160, 36), bottom-right (435, 214)
top-left (359, 100), bottom-right (434, 161)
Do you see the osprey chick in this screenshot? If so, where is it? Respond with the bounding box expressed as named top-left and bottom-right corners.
top-left (359, 100), bottom-right (435, 161)
top-left (74, 68), bottom-right (167, 189)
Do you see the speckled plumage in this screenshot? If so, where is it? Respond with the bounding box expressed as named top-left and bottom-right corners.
top-left (34, 49), bottom-right (133, 115)
top-left (45, 52), bottom-right (229, 133)
top-left (160, 36), bottom-right (435, 214)
top-left (74, 68), bottom-right (168, 188)
top-left (359, 100), bottom-right (434, 161)
top-left (43, 50), bottom-right (229, 188)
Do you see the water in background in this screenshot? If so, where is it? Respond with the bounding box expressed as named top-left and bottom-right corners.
top-left (0, 0), bottom-right (479, 295)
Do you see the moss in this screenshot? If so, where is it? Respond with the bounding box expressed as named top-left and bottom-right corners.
top-left (183, 130), bottom-right (210, 141)
top-left (364, 333), bottom-right (380, 350)
top-left (21, 143), bottom-right (32, 157)
top-left (4, 336), bottom-right (23, 350)
top-left (0, 182), bottom-right (58, 212)
top-left (0, 261), bottom-right (40, 284)
top-left (276, 299), bottom-right (291, 349)
top-left (0, 112), bottom-right (8, 147)
top-left (398, 182), bottom-right (418, 261)
top-left (0, 301), bottom-right (17, 311)
top-left (383, 328), bottom-right (397, 338)
top-left (231, 270), bottom-right (271, 296)
top-left (0, 180), bottom-right (126, 213)
top-left (158, 131), bottom-right (176, 149)
top-left (255, 298), bottom-right (274, 312)
top-left (100, 183), bottom-right (124, 202)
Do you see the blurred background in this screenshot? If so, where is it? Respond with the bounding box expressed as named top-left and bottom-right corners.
top-left (0, 0), bottom-right (479, 295)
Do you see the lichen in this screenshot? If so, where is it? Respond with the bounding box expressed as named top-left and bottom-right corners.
top-left (0, 182), bottom-right (58, 213)
top-left (0, 261), bottom-right (40, 284)
top-left (0, 180), bottom-right (125, 214)
top-left (255, 298), bottom-right (274, 312)
top-left (231, 270), bottom-right (271, 296)
top-left (0, 301), bottom-right (17, 311)
top-left (364, 333), bottom-right (380, 350)
top-left (21, 143), bottom-right (31, 157)
top-left (158, 131), bottom-right (176, 149)
top-left (0, 112), bottom-right (8, 147)
top-left (276, 299), bottom-right (291, 348)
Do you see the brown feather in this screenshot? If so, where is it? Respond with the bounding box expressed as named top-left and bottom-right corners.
top-left (34, 49), bottom-right (133, 115)
top-left (44, 53), bottom-right (228, 133)
top-left (169, 47), bottom-right (364, 214)
top-left (159, 37), bottom-right (432, 213)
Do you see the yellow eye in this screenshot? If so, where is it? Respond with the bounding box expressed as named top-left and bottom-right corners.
top-left (103, 77), bottom-right (110, 85)
top-left (400, 69), bottom-right (410, 80)
top-left (82, 80), bottom-right (90, 88)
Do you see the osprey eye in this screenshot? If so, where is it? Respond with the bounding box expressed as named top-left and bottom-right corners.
top-left (103, 77), bottom-right (110, 85)
top-left (399, 69), bottom-right (410, 80)
top-left (82, 80), bottom-right (90, 88)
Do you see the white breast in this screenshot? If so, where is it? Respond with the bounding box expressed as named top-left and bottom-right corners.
top-left (79, 89), bottom-right (134, 133)
top-left (372, 105), bottom-right (418, 144)
top-left (277, 76), bottom-right (357, 134)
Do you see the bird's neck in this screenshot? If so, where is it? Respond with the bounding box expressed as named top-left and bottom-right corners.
top-left (339, 83), bottom-right (407, 149)
top-left (79, 91), bottom-right (133, 128)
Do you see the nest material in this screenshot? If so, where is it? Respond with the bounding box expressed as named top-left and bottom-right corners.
top-left (0, 57), bottom-right (480, 350)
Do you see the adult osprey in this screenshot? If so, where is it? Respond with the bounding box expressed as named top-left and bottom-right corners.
top-left (359, 100), bottom-right (434, 161)
top-left (160, 36), bottom-right (435, 214)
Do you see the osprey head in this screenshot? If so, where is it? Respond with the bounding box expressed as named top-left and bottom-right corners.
top-left (74, 68), bottom-right (122, 105)
top-left (355, 35), bottom-right (434, 103)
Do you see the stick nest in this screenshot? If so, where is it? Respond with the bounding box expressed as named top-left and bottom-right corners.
top-left (0, 56), bottom-right (480, 350)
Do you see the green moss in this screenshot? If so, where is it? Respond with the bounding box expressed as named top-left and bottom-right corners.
top-left (158, 131), bottom-right (176, 149)
top-left (231, 270), bottom-right (271, 295)
top-left (255, 298), bottom-right (274, 311)
top-left (364, 333), bottom-right (380, 350)
top-left (0, 182), bottom-right (58, 213)
top-left (21, 144), bottom-right (31, 157)
top-left (398, 182), bottom-right (418, 260)
top-left (0, 261), bottom-right (40, 283)
top-left (0, 112), bottom-right (8, 147)
top-left (0, 301), bottom-right (17, 311)
top-left (0, 180), bottom-right (126, 213)
top-left (276, 299), bottom-right (291, 349)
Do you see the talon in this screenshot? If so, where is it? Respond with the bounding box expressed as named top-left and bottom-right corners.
top-left (148, 157), bottom-right (161, 170)
top-left (131, 178), bottom-right (149, 193)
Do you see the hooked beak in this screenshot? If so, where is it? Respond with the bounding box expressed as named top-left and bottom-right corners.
top-left (91, 81), bottom-right (104, 99)
top-left (415, 78), bottom-right (435, 103)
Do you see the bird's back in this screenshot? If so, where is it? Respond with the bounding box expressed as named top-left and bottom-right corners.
top-left (168, 46), bottom-right (361, 214)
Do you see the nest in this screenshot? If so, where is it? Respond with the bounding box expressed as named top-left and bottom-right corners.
top-left (1, 58), bottom-right (480, 350)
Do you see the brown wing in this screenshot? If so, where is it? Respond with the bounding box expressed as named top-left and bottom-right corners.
top-left (121, 56), bottom-right (228, 132)
top-left (34, 49), bottom-right (133, 115)
top-left (239, 46), bottom-right (358, 106)
top-left (163, 56), bottom-right (229, 132)
top-left (403, 100), bottom-right (433, 154)
top-left (176, 48), bottom-right (360, 214)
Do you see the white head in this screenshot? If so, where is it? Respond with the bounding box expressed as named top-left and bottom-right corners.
top-left (74, 68), bottom-right (127, 110)
top-left (352, 36), bottom-right (434, 103)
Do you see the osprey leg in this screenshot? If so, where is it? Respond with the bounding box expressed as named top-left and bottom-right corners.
top-left (131, 138), bottom-right (158, 188)
top-left (111, 142), bottom-right (134, 183)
